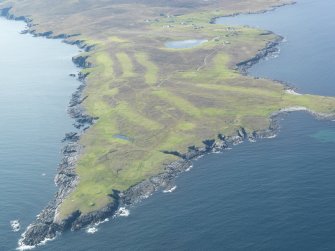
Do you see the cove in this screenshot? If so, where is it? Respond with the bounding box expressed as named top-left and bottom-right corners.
top-left (216, 0), bottom-right (335, 96)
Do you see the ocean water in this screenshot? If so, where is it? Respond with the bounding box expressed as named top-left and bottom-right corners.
top-left (216, 0), bottom-right (335, 96)
top-left (0, 18), bottom-right (79, 250)
top-left (2, 0), bottom-right (335, 250)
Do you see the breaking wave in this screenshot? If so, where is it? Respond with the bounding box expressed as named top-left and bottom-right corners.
top-left (163, 186), bottom-right (177, 193)
top-left (114, 207), bottom-right (130, 217)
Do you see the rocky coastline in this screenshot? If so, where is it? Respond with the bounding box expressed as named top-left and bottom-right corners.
top-left (1, 6), bottom-right (100, 248)
top-left (1, 3), bottom-right (333, 249)
top-left (17, 36), bottom-right (281, 248)
top-left (235, 35), bottom-right (283, 74)
top-left (209, 1), bottom-right (297, 24)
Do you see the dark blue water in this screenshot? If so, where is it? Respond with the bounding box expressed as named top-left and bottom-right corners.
top-left (46, 113), bottom-right (335, 251)
top-left (2, 0), bottom-right (335, 250)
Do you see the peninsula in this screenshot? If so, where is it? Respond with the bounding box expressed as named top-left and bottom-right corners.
top-left (1, 0), bottom-right (335, 248)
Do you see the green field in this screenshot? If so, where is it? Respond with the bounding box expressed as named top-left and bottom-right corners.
top-left (2, 0), bottom-right (335, 220)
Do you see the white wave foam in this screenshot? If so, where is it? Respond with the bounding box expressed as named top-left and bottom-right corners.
top-left (185, 165), bottom-right (193, 172)
top-left (17, 234), bottom-right (56, 251)
top-left (115, 207), bottom-right (130, 217)
top-left (10, 220), bottom-right (21, 232)
top-left (86, 227), bottom-right (98, 234)
top-left (163, 186), bottom-right (177, 193)
top-left (16, 224), bottom-right (58, 251)
top-left (266, 134), bottom-right (277, 139)
top-left (17, 243), bottom-right (35, 251)
top-left (195, 155), bottom-right (204, 160)
top-left (85, 218), bottom-right (109, 234)
top-left (280, 106), bottom-right (307, 112)
top-left (285, 89), bottom-right (302, 96)
top-left (141, 193), bottom-right (152, 199)
top-left (98, 218), bottom-right (109, 224)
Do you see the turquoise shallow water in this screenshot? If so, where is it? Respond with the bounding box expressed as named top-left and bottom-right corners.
top-left (2, 0), bottom-right (335, 250)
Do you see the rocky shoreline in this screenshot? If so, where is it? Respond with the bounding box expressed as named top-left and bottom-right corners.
top-left (209, 1), bottom-right (296, 24)
top-left (1, 3), bottom-right (333, 249)
top-left (0, 6), bottom-right (100, 248)
top-left (235, 35), bottom-right (283, 74)
top-left (17, 34), bottom-right (281, 249)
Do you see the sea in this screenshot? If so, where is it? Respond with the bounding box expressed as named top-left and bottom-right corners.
top-left (1, 0), bottom-right (335, 250)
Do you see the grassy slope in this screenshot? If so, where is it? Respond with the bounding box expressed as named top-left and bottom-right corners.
top-left (2, 0), bottom-right (335, 218)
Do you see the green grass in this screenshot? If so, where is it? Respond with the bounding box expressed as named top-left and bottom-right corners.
top-left (152, 89), bottom-right (202, 118)
top-left (60, 20), bottom-right (335, 218)
top-left (116, 52), bottom-right (135, 78)
top-left (135, 52), bottom-right (159, 85)
top-left (94, 52), bottom-right (114, 79)
top-left (108, 36), bottom-right (129, 43)
top-left (180, 53), bottom-right (239, 81)
top-left (114, 102), bottom-right (162, 130)
top-left (3, 0), bottom-right (334, 220)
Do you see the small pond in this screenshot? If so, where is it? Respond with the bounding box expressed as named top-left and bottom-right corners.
top-left (164, 39), bottom-right (208, 49)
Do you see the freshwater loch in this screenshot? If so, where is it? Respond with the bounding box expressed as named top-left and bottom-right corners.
top-left (2, 0), bottom-right (335, 250)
